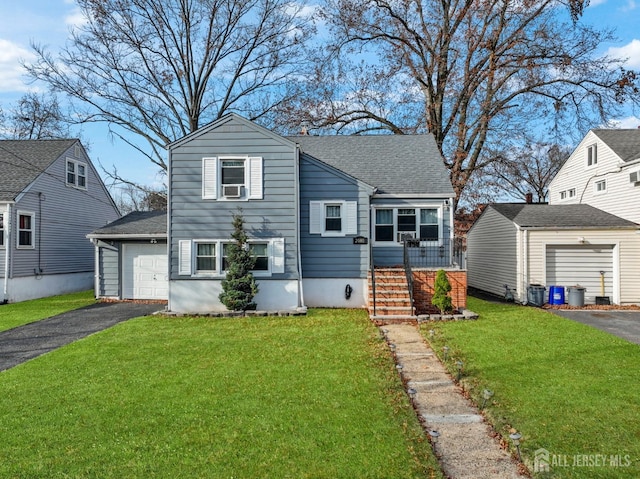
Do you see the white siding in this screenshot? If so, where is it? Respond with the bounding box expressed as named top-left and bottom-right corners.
top-left (467, 208), bottom-right (518, 298)
top-left (527, 229), bottom-right (640, 304)
top-left (549, 131), bottom-right (640, 223)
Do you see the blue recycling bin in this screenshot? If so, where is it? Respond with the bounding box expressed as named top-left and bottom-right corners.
top-left (549, 286), bottom-right (565, 305)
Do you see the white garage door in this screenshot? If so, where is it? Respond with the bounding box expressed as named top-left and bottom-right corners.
top-left (123, 243), bottom-right (168, 300)
top-left (546, 244), bottom-right (614, 303)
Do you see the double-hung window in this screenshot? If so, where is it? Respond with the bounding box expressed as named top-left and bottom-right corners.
top-left (222, 242), bottom-right (270, 271)
top-left (586, 144), bottom-right (597, 167)
top-left (420, 209), bottom-right (439, 240)
top-left (195, 243), bottom-right (217, 272)
top-left (202, 156), bottom-right (263, 200)
top-left (66, 159), bottom-right (87, 189)
top-left (17, 211), bottom-right (35, 249)
top-left (375, 209), bottom-right (394, 241)
top-left (594, 179), bottom-right (607, 194)
top-left (309, 201), bottom-right (357, 237)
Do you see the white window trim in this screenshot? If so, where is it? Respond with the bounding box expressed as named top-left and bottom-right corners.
top-left (179, 238), bottom-right (283, 278)
top-left (202, 156), bottom-right (263, 201)
top-left (585, 143), bottom-right (598, 169)
top-left (372, 205), bottom-right (443, 247)
top-left (629, 168), bottom-right (640, 187)
top-left (16, 210), bottom-right (35, 250)
top-left (66, 158), bottom-right (88, 190)
top-left (309, 200), bottom-right (358, 237)
top-left (594, 179), bottom-right (607, 194)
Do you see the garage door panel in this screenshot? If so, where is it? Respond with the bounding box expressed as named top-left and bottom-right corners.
top-left (123, 244), bottom-right (168, 300)
top-left (546, 245), bottom-right (613, 303)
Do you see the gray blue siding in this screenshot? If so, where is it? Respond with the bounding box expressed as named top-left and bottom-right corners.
top-left (169, 116), bottom-right (298, 280)
top-left (4, 144), bottom-right (119, 279)
top-left (299, 155), bottom-right (371, 278)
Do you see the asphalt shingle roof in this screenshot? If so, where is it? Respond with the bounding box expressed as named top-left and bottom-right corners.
top-left (592, 129), bottom-right (640, 163)
top-left (287, 134), bottom-right (454, 196)
top-left (489, 203), bottom-right (638, 229)
top-left (0, 139), bottom-right (77, 201)
top-left (89, 210), bottom-right (167, 237)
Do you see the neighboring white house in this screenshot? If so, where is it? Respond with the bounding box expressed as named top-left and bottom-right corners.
top-left (467, 203), bottom-right (640, 305)
top-left (549, 129), bottom-right (640, 223)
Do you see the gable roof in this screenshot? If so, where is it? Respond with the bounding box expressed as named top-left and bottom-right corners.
top-left (592, 129), bottom-right (640, 163)
top-left (288, 134), bottom-right (454, 197)
top-left (88, 210), bottom-right (167, 238)
top-left (0, 139), bottom-right (77, 201)
top-left (488, 203), bottom-right (638, 229)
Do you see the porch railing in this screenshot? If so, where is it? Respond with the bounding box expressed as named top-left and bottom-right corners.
top-left (402, 237), bottom-right (415, 315)
top-left (403, 237), bottom-right (465, 269)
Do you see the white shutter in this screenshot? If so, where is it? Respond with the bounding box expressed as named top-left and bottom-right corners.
top-left (309, 201), bottom-right (322, 234)
top-left (178, 240), bottom-right (192, 276)
top-left (202, 157), bottom-right (217, 199)
top-left (345, 201), bottom-right (358, 235)
top-left (271, 238), bottom-right (285, 274)
top-left (248, 157), bottom-right (263, 199)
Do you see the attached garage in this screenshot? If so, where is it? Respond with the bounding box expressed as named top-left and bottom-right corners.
top-left (467, 203), bottom-right (640, 305)
top-left (123, 243), bottom-right (168, 300)
top-left (87, 211), bottom-right (168, 301)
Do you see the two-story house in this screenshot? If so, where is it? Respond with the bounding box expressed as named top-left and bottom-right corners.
top-left (90, 113), bottom-right (461, 314)
top-left (1, 139), bottom-right (120, 303)
top-left (549, 129), bottom-right (640, 222)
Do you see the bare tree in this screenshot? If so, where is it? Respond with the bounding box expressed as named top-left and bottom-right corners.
top-left (113, 184), bottom-right (168, 214)
top-left (2, 92), bottom-right (71, 140)
top-left (484, 141), bottom-right (570, 203)
top-left (291, 0), bottom-right (639, 206)
top-left (25, 0), bottom-right (314, 171)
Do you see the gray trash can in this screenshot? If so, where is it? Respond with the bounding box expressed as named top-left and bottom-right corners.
top-left (527, 284), bottom-right (546, 307)
top-left (568, 286), bottom-right (585, 307)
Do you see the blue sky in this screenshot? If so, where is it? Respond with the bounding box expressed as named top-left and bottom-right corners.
top-left (1, 0), bottom-right (639, 189)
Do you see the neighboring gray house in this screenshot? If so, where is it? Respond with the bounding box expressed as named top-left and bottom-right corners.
top-left (90, 113), bottom-right (456, 312)
top-left (467, 203), bottom-right (640, 305)
top-left (0, 139), bottom-right (120, 303)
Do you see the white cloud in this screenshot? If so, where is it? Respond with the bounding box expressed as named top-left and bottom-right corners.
top-left (588, 0), bottom-right (608, 6)
top-left (65, 7), bottom-right (87, 28)
top-left (622, 0), bottom-right (637, 11)
top-left (0, 39), bottom-right (35, 93)
top-left (606, 116), bottom-right (640, 129)
top-left (607, 39), bottom-right (640, 69)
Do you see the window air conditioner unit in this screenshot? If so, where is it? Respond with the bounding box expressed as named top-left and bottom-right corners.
top-left (222, 185), bottom-right (241, 198)
top-left (630, 171), bottom-right (640, 184)
top-left (397, 232), bottom-right (416, 243)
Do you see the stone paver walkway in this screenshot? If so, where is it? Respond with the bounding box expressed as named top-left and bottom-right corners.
top-left (381, 323), bottom-right (525, 479)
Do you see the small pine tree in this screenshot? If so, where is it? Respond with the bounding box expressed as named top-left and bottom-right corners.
top-left (219, 211), bottom-right (259, 311)
top-left (431, 269), bottom-right (453, 314)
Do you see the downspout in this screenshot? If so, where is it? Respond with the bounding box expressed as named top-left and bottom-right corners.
top-left (3, 203), bottom-right (12, 302)
top-left (294, 145), bottom-right (305, 308)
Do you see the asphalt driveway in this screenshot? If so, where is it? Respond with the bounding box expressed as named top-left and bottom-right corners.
top-left (551, 309), bottom-right (640, 345)
top-left (0, 301), bottom-right (163, 372)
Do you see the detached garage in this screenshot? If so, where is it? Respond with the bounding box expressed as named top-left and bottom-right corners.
top-left (467, 203), bottom-right (640, 305)
top-left (87, 211), bottom-right (167, 301)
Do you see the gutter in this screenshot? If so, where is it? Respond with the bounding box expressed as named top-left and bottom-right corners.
top-left (294, 144), bottom-right (305, 309)
top-left (86, 233), bottom-right (168, 240)
top-left (3, 203), bottom-right (12, 302)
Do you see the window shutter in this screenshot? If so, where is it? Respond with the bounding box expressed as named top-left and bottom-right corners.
top-left (202, 157), bottom-right (217, 199)
top-left (248, 157), bottom-right (263, 199)
top-left (271, 238), bottom-right (285, 274)
top-left (178, 240), bottom-right (192, 275)
top-left (309, 201), bottom-right (322, 234)
top-left (345, 201), bottom-right (358, 235)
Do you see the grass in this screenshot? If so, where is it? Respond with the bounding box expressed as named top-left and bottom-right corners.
top-left (422, 296), bottom-right (640, 478)
top-left (0, 290), bottom-right (95, 332)
top-left (0, 309), bottom-right (441, 479)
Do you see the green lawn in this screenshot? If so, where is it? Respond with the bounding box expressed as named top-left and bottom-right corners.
top-left (0, 290), bottom-right (95, 332)
top-left (0, 309), bottom-right (441, 479)
top-left (423, 297), bottom-right (640, 478)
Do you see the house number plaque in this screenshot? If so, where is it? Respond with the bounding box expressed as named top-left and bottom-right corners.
top-left (353, 236), bottom-right (368, 245)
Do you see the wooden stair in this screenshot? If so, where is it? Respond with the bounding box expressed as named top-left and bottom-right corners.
top-left (368, 267), bottom-right (415, 319)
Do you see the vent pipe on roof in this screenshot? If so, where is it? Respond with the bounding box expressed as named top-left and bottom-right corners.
top-left (525, 192), bottom-right (533, 204)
